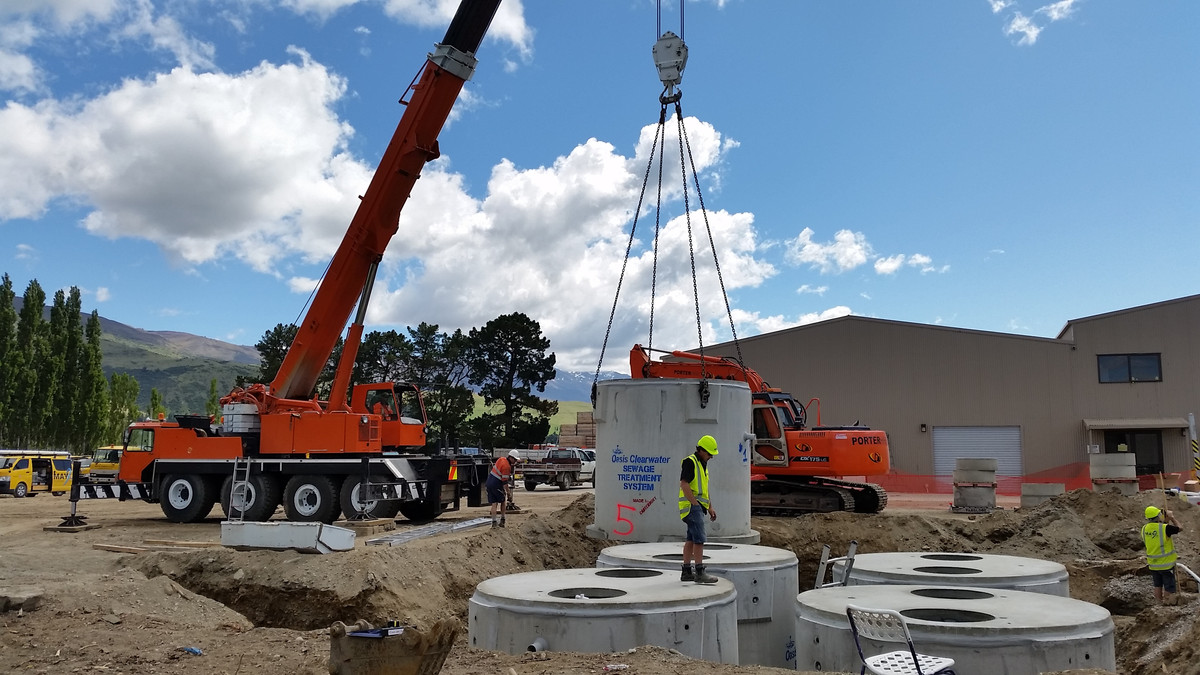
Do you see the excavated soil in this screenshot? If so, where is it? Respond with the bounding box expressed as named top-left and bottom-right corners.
top-left (1, 486), bottom-right (1199, 674)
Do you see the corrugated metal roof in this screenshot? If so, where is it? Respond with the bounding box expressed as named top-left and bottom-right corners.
top-left (1082, 418), bottom-right (1189, 430)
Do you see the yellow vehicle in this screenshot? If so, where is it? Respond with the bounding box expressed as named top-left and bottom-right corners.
top-left (88, 446), bottom-right (121, 484)
top-left (0, 450), bottom-right (74, 498)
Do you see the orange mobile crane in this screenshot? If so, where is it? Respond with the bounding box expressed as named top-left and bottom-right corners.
top-left (630, 344), bottom-right (890, 514)
top-left (82, 0), bottom-right (504, 524)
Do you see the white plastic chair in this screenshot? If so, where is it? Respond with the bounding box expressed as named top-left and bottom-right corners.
top-left (845, 604), bottom-right (956, 675)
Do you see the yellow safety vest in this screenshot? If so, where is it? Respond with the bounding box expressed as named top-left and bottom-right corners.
top-left (678, 454), bottom-right (710, 519)
top-left (1142, 522), bottom-right (1178, 571)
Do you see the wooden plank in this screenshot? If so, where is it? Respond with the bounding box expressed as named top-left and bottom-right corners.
top-left (141, 539), bottom-right (223, 548)
top-left (92, 543), bottom-right (149, 553)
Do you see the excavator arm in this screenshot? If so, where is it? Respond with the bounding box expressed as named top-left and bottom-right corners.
top-left (271, 0), bottom-right (503, 402)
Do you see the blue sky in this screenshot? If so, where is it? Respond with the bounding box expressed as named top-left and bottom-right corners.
top-left (2, 0), bottom-right (1197, 373)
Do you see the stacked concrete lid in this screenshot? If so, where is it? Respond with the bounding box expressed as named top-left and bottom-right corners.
top-left (952, 457), bottom-right (997, 513)
top-left (597, 542), bottom-right (798, 669)
top-left (468, 567), bottom-right (739, 664)
top-left (586, 379), bottom-right (758, 544)
top-left (834, 552), bottom-right (1070, 596)
top-left (795, 584), bottom-right (1115, 674)
top-left (1090, 452), bottom-right (1138, 495)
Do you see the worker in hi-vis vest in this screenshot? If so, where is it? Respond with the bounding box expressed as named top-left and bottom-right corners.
top-left (1142, 505), bottom-right (1183, 605)
top-left (679, 435), bottom-right (719, 584)
top-left (487, 449), bottom-right (521, 528)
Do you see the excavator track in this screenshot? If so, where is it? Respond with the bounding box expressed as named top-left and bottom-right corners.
top-left (750, 477), bottom-right (887, 516)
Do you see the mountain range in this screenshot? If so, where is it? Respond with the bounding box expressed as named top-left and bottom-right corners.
top-left (14, 299), bottom-right (613, 410)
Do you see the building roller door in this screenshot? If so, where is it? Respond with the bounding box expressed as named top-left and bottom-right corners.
top-left (933, 426), bottom-right (1023, 477)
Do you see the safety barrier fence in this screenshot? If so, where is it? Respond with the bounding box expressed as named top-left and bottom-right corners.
top-left (859, 462), bottom-right (1191, 497)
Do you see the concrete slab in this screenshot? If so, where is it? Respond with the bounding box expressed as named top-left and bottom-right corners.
top-left (836, 551), bottom-right (1070, 596)
top-left (220, 521), bottom-right (355, 553)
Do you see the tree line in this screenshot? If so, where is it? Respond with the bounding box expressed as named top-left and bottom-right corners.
top-left (246, 312), bottom-right (558, 449)
top-left (0, 274), bottom-right (557, 452)
top-left (0, 275), bottom-right (141, 452)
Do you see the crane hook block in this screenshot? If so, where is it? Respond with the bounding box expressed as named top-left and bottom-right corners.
top-left (652, 31), bottom-right (688, 95)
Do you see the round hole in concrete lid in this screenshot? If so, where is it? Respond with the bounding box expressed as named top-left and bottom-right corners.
top-left (912, 566), bottom-right (983, 575)
top-left (594, 569), bottom-right (662, 578)
top-left (920, 553), bottom-right (983, 561)
top-left (901, 608), bottom-right (994, 623)
top-left (910, 588), bottom-right (995, 600)
top-left (705, 544), bottom-right (734, 550)
top-left (651, 553), bottom-right (715, 561)
top-left (548, 587), bottom-right (627, 599)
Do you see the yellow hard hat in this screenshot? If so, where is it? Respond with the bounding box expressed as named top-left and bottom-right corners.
top-left (1145, 506), bottom-right (1161, 519)
top-left (697, 435), bottom-right (718, 456)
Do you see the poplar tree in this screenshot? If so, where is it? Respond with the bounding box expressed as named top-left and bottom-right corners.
top-left (0, 275), bottom-right (16, 445)
top-left (148, 388), bottom-right (166, 420)
top-left (11, 280), bottom-right (49, 447)
top-left (48, 288), bottom-right (82, 449)
top-left (106, 373), bottom-right (140, 443)
top-left (79, 311), bottom-right (108, 451)
top-left (206, 378), bottom-right (220, 419)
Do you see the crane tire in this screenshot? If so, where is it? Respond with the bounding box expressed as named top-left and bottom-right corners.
top-left (159, 474), bottom-right (216, 523)
top-left (283, 475), bottom-right (342, 523)
top-left (220, 474), bottom-right (281, 521)
top-left (339, 474), bottom-right (401, 520)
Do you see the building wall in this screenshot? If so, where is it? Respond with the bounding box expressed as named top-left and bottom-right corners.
top-left (704, 295), bottom-right (1200, 477)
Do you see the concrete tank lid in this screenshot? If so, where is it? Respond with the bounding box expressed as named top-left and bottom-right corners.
top-left (595, 378), bottom-right (750, 390)
top-left (845, 551), bottom-right (1067, 582)
top-left (796, 584), bottom-right (1111, 633)
top-left (599, 542), bottom-right (797, 567)
top-left (474, 568), bottom-right (736, 608)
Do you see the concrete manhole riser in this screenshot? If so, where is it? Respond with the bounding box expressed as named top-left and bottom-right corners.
top-left (794, 584), bottom-right (1115, 675)
top-left (835, 552), bottom-right (1070, 596)
top-left (468, 568), bottom-right (739, 664)
top-left (597, 542), bottom-right (799, 669)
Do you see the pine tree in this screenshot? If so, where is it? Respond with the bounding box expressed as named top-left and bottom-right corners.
top-left (79, 311), bottom-right (108, 452)
top-left (0, 274), bottom-right (17, 445)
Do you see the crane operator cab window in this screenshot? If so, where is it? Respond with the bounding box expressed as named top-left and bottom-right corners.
top-left (396, 389), bottom-right (426, 425)
top-left (125, 427), bottom-right (155, 452)
top-left (367, 391), bottom-right (398, 421)
top-left (751, 405), bottom-right (788, 467)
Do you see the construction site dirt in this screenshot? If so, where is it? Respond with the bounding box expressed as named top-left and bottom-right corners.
top-left (1, 485), bottom-right (1195, 675)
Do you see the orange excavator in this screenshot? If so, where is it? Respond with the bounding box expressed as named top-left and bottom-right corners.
top-left (86, 0), bottom-right (504, 524)
top-left (630, 344), bottom-right (890, 514)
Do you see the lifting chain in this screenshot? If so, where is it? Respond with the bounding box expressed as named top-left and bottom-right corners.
top-left (592, 10), bottom-right (745, 407)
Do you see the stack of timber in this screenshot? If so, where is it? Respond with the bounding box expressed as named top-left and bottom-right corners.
top-left (557, 411), bottom-right (596, 448)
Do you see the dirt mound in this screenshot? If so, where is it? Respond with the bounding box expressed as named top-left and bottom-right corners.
top-left (132, 494), bottom-right (609, 631)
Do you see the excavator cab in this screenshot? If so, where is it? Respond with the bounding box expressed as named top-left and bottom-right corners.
top-left (751, 404), bottom-right (788, 467)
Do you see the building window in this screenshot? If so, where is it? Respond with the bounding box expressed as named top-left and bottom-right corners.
top-left (1097, 353), bottom-right (1162, 383)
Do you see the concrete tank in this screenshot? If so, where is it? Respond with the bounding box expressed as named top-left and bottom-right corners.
top-left (794, 585), bottom-right (1115, 674)
top-left (586, 379), bottom-right (757, 544)
top-left (835, 552), bottom-right (1070, 596)
top-left (596, 542), bottom-right (798, 669)
top-left (468, 567), bottom-right (739, 664)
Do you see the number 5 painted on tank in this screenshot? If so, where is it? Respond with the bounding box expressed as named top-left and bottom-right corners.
top-left (614, 503), bottom-right (636, 536)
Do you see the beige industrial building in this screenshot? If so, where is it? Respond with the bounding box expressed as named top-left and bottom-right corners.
top-left (705, 294), bottom-right (1200, 483)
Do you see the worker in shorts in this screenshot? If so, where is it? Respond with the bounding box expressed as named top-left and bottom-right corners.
top-left (1142, 505), bottom-right (1183, 605)
top-left (679, 435), bottom-right (719, 584)
top-left (487, 449), bottom-right (521, 528)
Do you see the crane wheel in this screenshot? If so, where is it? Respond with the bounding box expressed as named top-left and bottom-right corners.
top-left (159, 474), bottom-right (216, 523)
top-left (339, 474), bottom-right (400, 520)
top-left (221, 474), bottom-right (281, 521)
top-left (283, 475), bottom-right (342, 524)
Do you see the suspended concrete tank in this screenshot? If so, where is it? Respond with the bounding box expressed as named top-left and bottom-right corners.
top-left (586, 379), bottom-right (757, 544)
top-left (835, 552), bottom-right (1070, 596)
top-left (794, 584), bottom-right (1115, 674)
top-left (597, 542), bottom-right (798, 669)
top-left (468, 567), bottom-right (739, 664)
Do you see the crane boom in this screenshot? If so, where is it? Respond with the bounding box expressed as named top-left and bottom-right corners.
top-left (271, 0), bottom-right (503, 401)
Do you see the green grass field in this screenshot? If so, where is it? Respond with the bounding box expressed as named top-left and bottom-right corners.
top-left (471, 396), bottom-right (592, 435)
